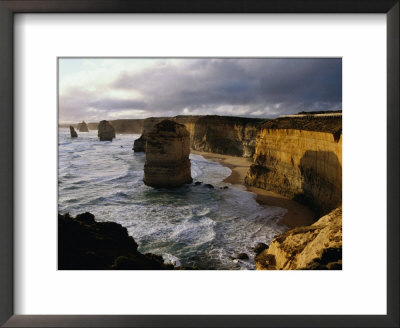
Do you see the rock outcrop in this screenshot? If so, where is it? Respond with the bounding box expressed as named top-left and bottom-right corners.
top-left (77, 121), bottom-right (89, 132)
top-left (98, 120), bottom-right (116, 141)
top-left (133, 117), bottom-right (166, 152)
top-left (143, 119), bottom-right (192, 188)
top-left (245, 117), bottom-right (342, 217)
top-left (255, 207), bottom-right (342, 270)
top-left (58, 212), bottom-right (173, 270)
top-left (133, 135), bottom-right (146, 152)
top-left (69, 126), bottom-right (77, 138)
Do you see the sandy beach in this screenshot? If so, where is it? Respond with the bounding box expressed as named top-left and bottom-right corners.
top-left (191, 150), bottom-right (315, 228)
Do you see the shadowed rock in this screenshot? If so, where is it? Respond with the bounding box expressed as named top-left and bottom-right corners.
top-left (143, 119), bottom-right (192, 188)
top-left (133, 117), bottom-right (166, 152)
top-left (77, 121), bottom-right (89, 132)
top-left (98, 120), bottom-right (115, 141)
top-left (69, 126), bottom-right (78, 138)
top-left (58, 212), bottom-right (172, 270)
top-left (133, 135), bottom-right (146, 152)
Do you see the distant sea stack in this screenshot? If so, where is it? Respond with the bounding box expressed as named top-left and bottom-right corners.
top-left (98, 120), bottom-right (116, 141)
top-left (143, 120), bottom-right (192, 188)
top-left (69, 126), bottom-right (78, 138)
top-left (77, 121), bottom-right (89, 132)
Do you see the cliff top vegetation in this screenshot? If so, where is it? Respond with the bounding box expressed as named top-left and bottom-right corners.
top-left (262, 116), bottom-right (342, 139)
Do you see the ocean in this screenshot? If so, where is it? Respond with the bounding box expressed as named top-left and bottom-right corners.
top-left (58, 128), bottom-right (287, 269)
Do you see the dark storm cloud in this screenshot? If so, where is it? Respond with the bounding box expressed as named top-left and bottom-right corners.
top-left (88, 99), bottom-right (147, 110)
top-left (60, 58), bottom-right (342, 121)
top-left (112, 58), bottom-right (341, 116)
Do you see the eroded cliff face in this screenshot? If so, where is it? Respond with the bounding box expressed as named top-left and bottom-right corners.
top-left (86, 119), bottom-right (143, 134)
top-left (133, 115), bottom-right (265, 157)
top-left (177, 116), bottom-right (264, 157)
top-left (245, 127), bottom-right (342, 216)
top-left (143, 120), bottom-right (192, 188)
top-left (255, 207), bottom-right (342, 270)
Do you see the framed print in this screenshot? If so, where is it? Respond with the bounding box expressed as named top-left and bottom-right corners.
top-left (1, 0), bottom-right (398, 327)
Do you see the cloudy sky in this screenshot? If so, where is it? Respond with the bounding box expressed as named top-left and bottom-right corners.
top-left (58, 58), bottom-right (341, 123)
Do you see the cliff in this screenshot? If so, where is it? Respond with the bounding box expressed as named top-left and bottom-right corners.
top-left (108, 119), bottom-right (143, 134)
top-left (245, 117), bottom-right (342, 216)
top-left (58, 212), bottom-right (173, 270)
top-left (143, 120), bottom-right (192, 188)
top-left (87, 122), bottom-right (99, 130)
top-left (176, 116), bottom-right (265, 157)
top-left (85, 120), bottom-right (143, 134)
top-left (133, 115), bottom-right (266, 157)
top-left (255, 207), bottom-right (342, 270)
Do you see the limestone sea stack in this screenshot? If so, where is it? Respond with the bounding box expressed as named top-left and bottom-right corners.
top-left (77, 120), bottom-right (89, 132)
top-left (143, 120), bottom-right (192, 188)
top-left (98, 120), bottom-right (115, 141)
top-left (70, 126), bottom-right (78, 138)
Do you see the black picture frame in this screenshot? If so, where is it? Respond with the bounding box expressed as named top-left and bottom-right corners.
top-left (0, 1), bottom-right (398, 327)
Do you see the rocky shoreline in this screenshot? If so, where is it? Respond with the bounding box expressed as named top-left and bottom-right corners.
top-left (255, 207), bottom-right (342, 270)
top-left (191, 151), bottom-right (342, 270)
top-left (59, 114), bottom-right (342, 270)
top-left (58, 212), bottom-right (174, 270)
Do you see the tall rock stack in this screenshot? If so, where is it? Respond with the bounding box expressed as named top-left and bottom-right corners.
top-left (98, 120), bottom-right (115, 141)
top-left (70, 126), bottom-right (78, 138)
top-left (77, 121), bottom-right (89, 132)
top-left (143, 120), bottom-right (192, 188)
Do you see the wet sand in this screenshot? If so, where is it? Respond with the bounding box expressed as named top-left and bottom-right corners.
top-left (191, 150), bottom-right (315, 228)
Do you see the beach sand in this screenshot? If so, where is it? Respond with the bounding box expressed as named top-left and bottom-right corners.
top-left (191, 150), bottom-right (315, 228)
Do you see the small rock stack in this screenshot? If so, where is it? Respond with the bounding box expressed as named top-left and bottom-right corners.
top-left (70, 126), bottom-right (78, 138)
top-left (77, 121), bottom-right (89, 132)
top-left (98, 120), bottom-right (115, 141)
top-left (143, 119), bottom-right (192, 188)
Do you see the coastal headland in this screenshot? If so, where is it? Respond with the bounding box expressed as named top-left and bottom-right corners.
top-left (132, 114), bottom-right (343, 270)
top-left (59, 113), bottom-right (342, 270)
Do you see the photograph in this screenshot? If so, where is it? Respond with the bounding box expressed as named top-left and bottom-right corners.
top-left (58, 57), bottom-right (342, 271)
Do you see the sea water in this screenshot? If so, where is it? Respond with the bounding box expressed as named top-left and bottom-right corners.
top-left (58, 129), bottom-right (287, 269)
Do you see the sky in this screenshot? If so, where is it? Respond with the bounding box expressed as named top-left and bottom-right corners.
top-left (58, 58), bottom-right (342, 123)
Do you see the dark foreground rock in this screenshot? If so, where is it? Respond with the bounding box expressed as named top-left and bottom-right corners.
top-left (70, 126), bottom-right (78, 138)
top-left (98, 120), bottom-right (116, 141)
top-left (236, 253), bottom-right (249, 260)
top-left (58, 212), bottom-right (173, 270)
top-left (252, 242), bottom-right (269, 255)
